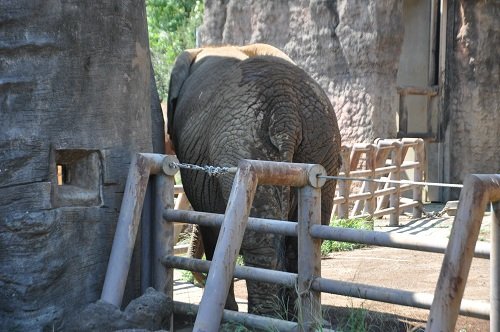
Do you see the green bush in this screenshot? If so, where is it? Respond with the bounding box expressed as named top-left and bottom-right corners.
top-left (146, 0), bottom-right (204, 101)
top-left (321, 218), bottom-right (373, 255)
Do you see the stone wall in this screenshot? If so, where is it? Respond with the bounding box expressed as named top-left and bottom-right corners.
top-left (445, 0), bottom-right (500, 189)
top-left (200, 0), bottom-right (404, 144)
top-left (200, 0), bottom-right (500, 195)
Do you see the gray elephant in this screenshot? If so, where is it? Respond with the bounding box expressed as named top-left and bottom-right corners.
top-left (167, 43), bottom-right (341, 317)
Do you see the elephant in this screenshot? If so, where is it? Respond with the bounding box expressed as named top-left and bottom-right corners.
top-left (167, 43), bottom-right (342, 318)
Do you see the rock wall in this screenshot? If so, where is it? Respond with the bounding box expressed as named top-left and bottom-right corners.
top-left (0, 1), bottom-right (163, 330)
top-left (200, 0), bottom-right (404, 143)
top-left (200, 0), bottom-right (500, 194)
top-left (445, 0), bottom-right (500, 188)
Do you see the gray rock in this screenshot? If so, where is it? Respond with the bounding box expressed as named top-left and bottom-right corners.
top-left (71, 288), bottom-right (172, 332)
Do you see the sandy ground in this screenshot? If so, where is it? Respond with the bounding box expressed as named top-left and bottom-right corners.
top-left (173, 206), bottom-right (492, 331)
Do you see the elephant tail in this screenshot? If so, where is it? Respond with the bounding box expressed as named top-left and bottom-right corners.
top-left (188, 224), bottom-right (207, 286)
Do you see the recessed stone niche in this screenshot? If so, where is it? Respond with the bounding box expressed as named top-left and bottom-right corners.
top-left (52, 149), bottom-right (102, 207)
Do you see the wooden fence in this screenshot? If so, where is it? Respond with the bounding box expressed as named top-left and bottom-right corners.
top-left (333, 137), bottom-right (425, 225)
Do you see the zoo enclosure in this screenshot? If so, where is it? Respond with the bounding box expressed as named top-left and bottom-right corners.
top-left (333, 137), bottom-right (426, 225)
top-left (99, 153), bottom-right (499, 332)
top-left (171, 137), bottom-right (428, 250)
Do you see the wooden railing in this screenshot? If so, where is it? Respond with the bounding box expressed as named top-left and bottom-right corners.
top-left (333, 137), bottom-right (425, 225)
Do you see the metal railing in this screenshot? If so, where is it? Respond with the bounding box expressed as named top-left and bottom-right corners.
top-left (100, 153), bottom-right (499, 332)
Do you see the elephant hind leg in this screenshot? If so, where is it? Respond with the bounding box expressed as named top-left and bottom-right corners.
top-left (242, 242), bottom-right (290, 317)
top-left (200, 225), bottom-right (239, 312)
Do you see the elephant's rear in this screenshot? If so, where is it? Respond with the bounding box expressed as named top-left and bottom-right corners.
top-left (167, 48), bottom-right (342, 317)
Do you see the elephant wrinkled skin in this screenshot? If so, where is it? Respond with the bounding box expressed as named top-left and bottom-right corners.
top-left (167, 43), bottom-right (341, 317)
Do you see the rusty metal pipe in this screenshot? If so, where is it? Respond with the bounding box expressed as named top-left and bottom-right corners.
top-left (312, 278), bottom-right (489, 319)
top-left (193, 162), bottom-right (258, 332)
top-left (101, 153), bottom-right (171, 306)
top-left (165, 208), bottom-right (489, 258)
top-left (162, 256), bottom-right (296, 288)
top-left (174, 301), bottom-right (303, 332)
top-left (310, 224), bottom-right (490, 259)
top-left (164, 209), bottom-right (297, 237)
top-left (243, 159), bottom-right (327, 188)
top-left (427, 174), bottom-right (500, 331)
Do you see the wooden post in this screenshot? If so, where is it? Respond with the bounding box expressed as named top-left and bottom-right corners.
top-left (389, 142), bottom-right (403, 226)
top-left (427, 174), bottom-right (500, 331)
top-left (298, 185), bottom-right (322, 331)
top-left (366, 144), bottom-right (377, 217)
top-left (193, 162), bottom-right (258, 332)
top-left (412, 139), bottom-right (425, 218)
top-left (338, 146), bottom-right (352, 218)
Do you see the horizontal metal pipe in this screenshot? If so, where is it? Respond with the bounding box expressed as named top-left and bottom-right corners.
top-left (310, 225), bottom-right (490, 259)
top-left (137, 153), bottom-right (167, 175)
top-left (164, 209), bottom-right (297, 237)
top-left (312, 278), bottom-right (489, 319)
top-left (166, 255), bottom-right (489, 320)
top-left (173, 301), bottom-right (305, 332)
top-left (163, 256), bottom-right (297, 288)
top-left (165, 209), bottom-right (490, 259)
top-left (241, 159), bottom-right (327, 188)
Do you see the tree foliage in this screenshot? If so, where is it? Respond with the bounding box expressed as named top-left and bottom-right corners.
top-left (146, 0), bottom-right (204, 101)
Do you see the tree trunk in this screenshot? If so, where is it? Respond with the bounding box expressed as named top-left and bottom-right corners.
top-left (0, 1), bottom-right (163, 330)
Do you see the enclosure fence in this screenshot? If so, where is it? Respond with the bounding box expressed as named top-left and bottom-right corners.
top-left (172, 137), bottom-right (428, 253)
top-left (333, 137), bottom-right (426, 225)
top-left (99, 153), bottom-right (499, 332)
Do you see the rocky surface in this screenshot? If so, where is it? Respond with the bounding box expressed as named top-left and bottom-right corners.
top-left (200, 0), bottom-right (404, 143)
top-left (445, 0), bottom-right (500, 191)
top-left (71, 288), bottom-right (172, 332)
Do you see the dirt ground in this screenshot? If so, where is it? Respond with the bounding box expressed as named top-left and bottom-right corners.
top-left (174, 208), bottom-right (492, 331)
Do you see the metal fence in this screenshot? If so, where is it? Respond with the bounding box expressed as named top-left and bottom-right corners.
top-left (99, 153), bottom-right (499, 332)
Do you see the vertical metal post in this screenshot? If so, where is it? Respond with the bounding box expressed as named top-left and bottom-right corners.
top-left (492, 202), bottom-right (500, 332)
top-left (193, 162), bottom-right (258, 332)
top-left (153, 173), bottom-right (175, 293)
top-left (101, 155), bottom-right (152, 306)
top-left (427, 175), bottom-right (493, 331)
top-left (297, 185), bottom-right (322, 331)
top-left (154, 172), bottom-right (175, 331)
top-left (140, 182), bottom-right (153, 293)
